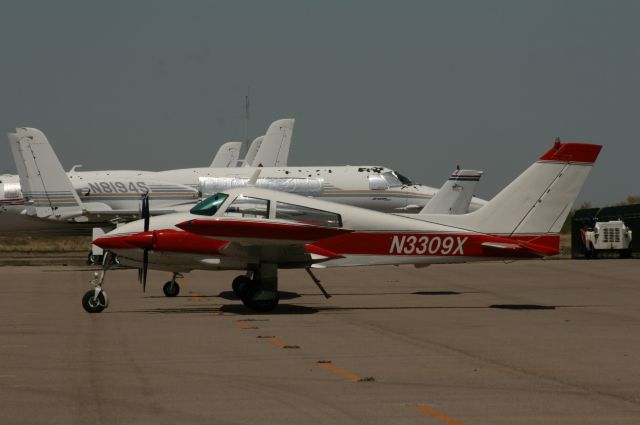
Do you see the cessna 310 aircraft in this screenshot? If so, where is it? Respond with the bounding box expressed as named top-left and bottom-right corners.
top-left (87, 140), bottom-right (601, 313)
top-left (2, 120), bottom-right (487, 235)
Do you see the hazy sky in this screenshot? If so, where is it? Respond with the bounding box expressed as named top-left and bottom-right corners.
top-left (1, 0), bottom-right (638, 205)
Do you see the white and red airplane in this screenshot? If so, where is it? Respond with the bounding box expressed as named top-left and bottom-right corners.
top-left (87, 140), bottom-right (601, 313)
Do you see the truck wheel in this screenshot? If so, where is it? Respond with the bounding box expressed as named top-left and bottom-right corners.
top-left (620, 249), bottom-right (632, 259)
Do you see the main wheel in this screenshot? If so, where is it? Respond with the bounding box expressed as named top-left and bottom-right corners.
top-left (163, 281), bottom-right (180, 297)
top-left (240, 284), bottom-right (280, 312)
top-left (244, 295), bottom-right (280, 312)
top-left (232, 275), bottom-right (252, 297)
top-left (82, 290), bottom-right (108, 313)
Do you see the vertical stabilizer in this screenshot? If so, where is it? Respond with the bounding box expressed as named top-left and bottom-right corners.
top-left (250, 119), bottom-right (294, 167)
top-left (420, 169), bottom-right (482, 214)
top-left (210, 141), bottom-right (242, 167)
top-left (11, 128), bottom-right (82, 219)
top-left (428, 141), bottom-right (602, 236)
top-left (243, 136), bottom-right (263, 167)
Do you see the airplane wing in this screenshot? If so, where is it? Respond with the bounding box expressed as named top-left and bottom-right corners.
top-left (171, 218), bottom-right (351, 266)
top-left (176, 218), bottom-right (351, 244)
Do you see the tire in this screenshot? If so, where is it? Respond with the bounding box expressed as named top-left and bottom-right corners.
top-left (620, 249), bottom-right (632, 259)
top-left (163, 281), bottom-right (180, 297)
top-left (87, 253), bottom-right (102, 265)
top-left (82, 290), bottom-right (107, 313)
top-left (232, 275), bottom-right (252, 297)
top-left (242, 293), bottom-right (280, 312)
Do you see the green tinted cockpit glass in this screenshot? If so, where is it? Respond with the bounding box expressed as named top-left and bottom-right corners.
top-left (190, 193), bottom-right (229, 216)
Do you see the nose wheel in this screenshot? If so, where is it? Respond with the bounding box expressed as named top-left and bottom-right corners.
top-left (82, 289), bottom-right (108, 313)
top-left (82, 252), bottom-right (113, 314)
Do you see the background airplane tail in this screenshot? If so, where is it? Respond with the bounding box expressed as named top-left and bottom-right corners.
top-left (250, 118), bottom-right (294, 167)
top-left (8, 127), bottom-right (83, 219)
top-left (243, 136), bottom-right (263, 167)
top-left (420, 169), bottom-right (482, 215)
top-left (431, 141), bottom-right (602, 238)
top-left (210, 141), bottom-right (242, 167)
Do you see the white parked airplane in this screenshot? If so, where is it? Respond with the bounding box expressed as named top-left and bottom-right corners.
top-left (1, 119), bottom-right (294, 233)
top-left (2, 122), bottom-right (487, 235)
top-left (87, 140), bottom-right (602, 313)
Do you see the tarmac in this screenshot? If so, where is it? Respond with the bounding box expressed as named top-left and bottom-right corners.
top-left (1, 259), bottom-right (639, 425)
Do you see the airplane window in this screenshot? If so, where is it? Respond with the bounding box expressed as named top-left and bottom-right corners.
top-left (190, 193), bottom-right (229, 216)
top-left (224, 195), bottom-right (269, 219)
top-left (368, 174), bottom-right (389, 190)
top-left (381, 171), bottom-right (403, 188)
top-left (393, 171), bottom-right (413, 185)
top-left (275, 202), bottom-right (342, 228)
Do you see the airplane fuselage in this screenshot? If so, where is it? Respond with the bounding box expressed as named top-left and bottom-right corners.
top-left (1, 166), bottom-right (487, 234)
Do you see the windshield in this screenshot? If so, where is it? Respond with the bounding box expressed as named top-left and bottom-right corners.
top-left (392, 171), bottom-right (413, 186)
top-left (190, 193), bottom-right (229, 216)
top-left (381, 171), bottom-right (413, 187)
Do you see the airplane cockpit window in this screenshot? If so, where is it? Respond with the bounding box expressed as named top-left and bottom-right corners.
top-left (190, 193), bottom-right (229, 216)
top-left (368, 174), bottom-right (389, 190)
top-left (393, 171), bottom-right (413, 186)
top-left (275, 202), bottom-right (342, 228)
top-left (224, 195), bottom-right (269, 219)
top-left (381, 171), bottom-right (403, 188)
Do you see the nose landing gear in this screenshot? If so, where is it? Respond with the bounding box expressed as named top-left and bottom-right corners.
top-left (82, 252), bottom-right (113, 313)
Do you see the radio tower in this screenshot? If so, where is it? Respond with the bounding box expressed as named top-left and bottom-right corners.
top-left (243, 87), bottom-right (250, 157)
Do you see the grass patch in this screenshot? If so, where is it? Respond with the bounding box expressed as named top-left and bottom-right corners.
top-left (0, 235), bottom-right (91, 254)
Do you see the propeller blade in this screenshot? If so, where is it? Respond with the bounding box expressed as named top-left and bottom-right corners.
top-left (142, 248), bottom-right (149, 292)
top-left (142, 194), bottom-right (150, 232)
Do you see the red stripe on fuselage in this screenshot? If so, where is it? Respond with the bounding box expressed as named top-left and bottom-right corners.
top-left (312, 232), bottom-right (560, 258)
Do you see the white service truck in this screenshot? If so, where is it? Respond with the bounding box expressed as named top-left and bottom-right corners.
top-left (581, 220), bottom-right (633, 259)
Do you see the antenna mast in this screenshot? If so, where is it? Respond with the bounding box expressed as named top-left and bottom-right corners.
top-left (243, 87), bottom-right (250, 157)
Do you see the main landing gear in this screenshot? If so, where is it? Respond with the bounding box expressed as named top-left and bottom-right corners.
top-left (163, 273), bottom-right (182, 297)
top-left (230, 265), bottom-right (333, 313)
top-left (232, 264), bottom-right (280, 312)
top-left (82, 252), bottom-right (113, 313)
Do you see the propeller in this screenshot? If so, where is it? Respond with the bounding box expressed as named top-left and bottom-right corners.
top-left (138, 192), bottom-right (150, 292)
